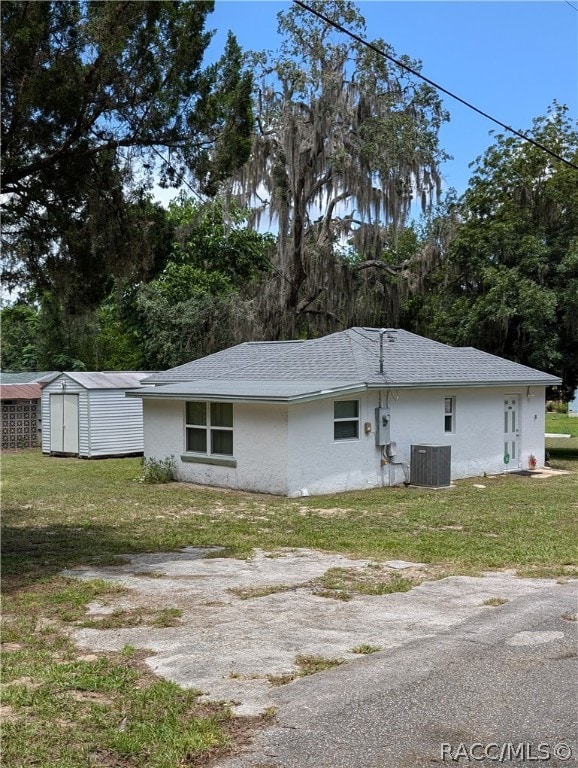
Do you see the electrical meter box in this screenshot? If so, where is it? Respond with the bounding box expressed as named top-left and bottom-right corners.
top-left (375, 408), bottom-right (390, 446)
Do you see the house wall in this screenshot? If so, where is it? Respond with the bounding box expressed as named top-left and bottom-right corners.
top-left (141, 385), bottom-right (547, 497)
top-left (143, 399), bottom-right (289, 494)
top-left (42, 375), bottom-right (144, 457)
top-left (285, 386), bottom-right (547, 496)
top-left (287, 393), bottom-right (382, 496)
top-left (386, 386), bottom-right (546, 483)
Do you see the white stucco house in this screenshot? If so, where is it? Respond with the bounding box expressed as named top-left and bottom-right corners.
top-left (128, 328), bottom-right (561, 496)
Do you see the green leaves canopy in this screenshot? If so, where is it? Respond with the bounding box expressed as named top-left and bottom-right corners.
top-left (1, 1), bottom-right (253, 308)
top-left (412, 104), bottom-right (578, 394)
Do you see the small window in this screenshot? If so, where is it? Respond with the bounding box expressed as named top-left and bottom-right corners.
top-left (334, 400), bottom-right (359, 440)
top-left (444, 397), bottom-right (455, 433)
top-left (186, 401), bottom-right (233, 456)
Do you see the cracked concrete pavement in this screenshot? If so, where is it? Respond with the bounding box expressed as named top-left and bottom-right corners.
top-left (62, 547), bottom-right (575, 718)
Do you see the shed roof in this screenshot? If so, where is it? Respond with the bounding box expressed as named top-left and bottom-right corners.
top-left (0, 383), bottom-right (42, 400)
top-left (58, 372), bottom-right (153, 390)
top-left (142, 328), bottom-right (561, 394)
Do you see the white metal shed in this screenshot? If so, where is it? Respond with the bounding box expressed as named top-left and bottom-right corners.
top-left (41, 372), bottom-right (149, 458)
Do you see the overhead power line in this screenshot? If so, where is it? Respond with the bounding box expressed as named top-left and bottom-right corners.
top-left (292, 0), bottom-right (578, 171)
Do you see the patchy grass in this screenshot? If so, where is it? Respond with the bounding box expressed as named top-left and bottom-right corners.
top-left (350, 644), bottom-right (382, 655)
top-left (228, 584), bottom-right (299, 600)
top-left (0, 578), bottom-right (262, 768)
top-left (79, 607), bottom-right (183, 630)
top-left (1, 450), bottom-right (577, 767)
top-left (312, 567), bottom-right (416, 598)
top-left (267, 654), bottom-right (344, 686)
top-left (482, 597), bottom-right (509, 607)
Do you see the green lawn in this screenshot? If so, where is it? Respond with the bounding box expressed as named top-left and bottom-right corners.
top-left (546, 412), bottom-right (578, 459)
top-left (546, 412), bottom-right (578, 436)
top-left (2, 450), bottom-right (577, 767)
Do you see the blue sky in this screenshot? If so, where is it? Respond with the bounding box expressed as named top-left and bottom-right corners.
top-left (204, 0), bottom-right (577, 199)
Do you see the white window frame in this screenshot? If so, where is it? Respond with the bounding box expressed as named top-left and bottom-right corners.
top-left (185, 401), bottom-right (234, 456)
top-left (444, 396), bottom-right (456, 434)
top-left (333, 399), bottom-right (360, 441)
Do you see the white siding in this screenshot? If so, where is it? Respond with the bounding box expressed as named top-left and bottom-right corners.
top-left (143, 399), bottom-right (288, 494)
top-left (86, 390), bottom-right (143, 457)
top-left (42, 373), bottom-right (144, 457)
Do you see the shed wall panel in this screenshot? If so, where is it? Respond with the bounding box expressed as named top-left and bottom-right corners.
top-left (85, 391), bottom-right (143, 456)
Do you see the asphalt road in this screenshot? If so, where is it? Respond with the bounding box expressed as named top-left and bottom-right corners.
top-left (219, 582), bottom-right (578, 768)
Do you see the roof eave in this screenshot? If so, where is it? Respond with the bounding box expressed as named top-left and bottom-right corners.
top-left (126, 383), bottom-right (368, 404)
top-left (367, 379), bottom-right (561, 389)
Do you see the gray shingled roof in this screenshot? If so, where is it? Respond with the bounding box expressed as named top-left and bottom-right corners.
top-left (0, 371), bottom-right (59, 384)
top-left (142, 328), bottom-right (561, 395)
top-left (128, 379), bottom-right (366, 403)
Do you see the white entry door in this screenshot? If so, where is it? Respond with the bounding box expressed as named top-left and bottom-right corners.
top-left (504, 396), bottom-right (520, 468)
top-left (50, 394), bottom-right (79, 454)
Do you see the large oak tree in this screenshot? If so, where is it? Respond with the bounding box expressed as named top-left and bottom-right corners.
top-left (228, 0), bottom-right (448, 336)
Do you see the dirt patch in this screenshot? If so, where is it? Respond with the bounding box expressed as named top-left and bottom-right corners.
top-left (0, 704), bottom-right (21, 722)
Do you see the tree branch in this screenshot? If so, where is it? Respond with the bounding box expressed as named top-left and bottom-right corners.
top-left (352, 259), bottom-right (409, 274)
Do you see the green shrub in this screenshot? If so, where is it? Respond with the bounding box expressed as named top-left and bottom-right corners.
top-left (140, 455), bottom-right (176, 484)
top-left (546, 400), bottom-right (568, 414)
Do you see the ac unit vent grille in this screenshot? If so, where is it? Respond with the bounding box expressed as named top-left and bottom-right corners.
top-left (410, 444), bottom-right (451, 487)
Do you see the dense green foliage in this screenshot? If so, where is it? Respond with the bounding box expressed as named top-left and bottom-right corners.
top-left (1, 1), bottom-right (253, 309)
top-left (1, 197), bottom-right (274, 371)
top-left (135, 196), bottom-right (274, 368)
top-left (406, 104), bottom-right (578, 394)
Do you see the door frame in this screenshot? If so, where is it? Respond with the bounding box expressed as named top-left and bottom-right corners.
top-left (49, 393), bottom-right (79, 455)
top-left (504, 394), bottom-right (521, 470)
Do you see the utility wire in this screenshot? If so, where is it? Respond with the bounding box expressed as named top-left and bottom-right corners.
top-left (563, 0), bottom-right (578, 11)
top-left (293, 0), bottom-right (578, 171)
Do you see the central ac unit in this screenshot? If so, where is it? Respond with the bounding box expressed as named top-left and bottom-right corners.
top-left (410, 444), bottom-right (451, 488)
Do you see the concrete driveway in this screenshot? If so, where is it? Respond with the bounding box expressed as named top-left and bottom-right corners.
top-left (218, 582), bottom-right (578, 768)
top-left (63, 548), bottom-right (577, 741)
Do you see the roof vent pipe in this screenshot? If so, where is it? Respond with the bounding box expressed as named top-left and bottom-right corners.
top-left (379, 328), bottom-right (386, 375)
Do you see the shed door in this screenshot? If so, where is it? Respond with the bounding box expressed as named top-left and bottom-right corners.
top-left (50, 394), bottom-right (79, 454)
top-left (504, 396), bottom-right (520, 468)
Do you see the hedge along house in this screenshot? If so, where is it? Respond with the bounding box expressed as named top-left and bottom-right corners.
top-left (42, 372), bottom-right (150, 458)
top-left (129, 328), bottom-right (561, 496)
